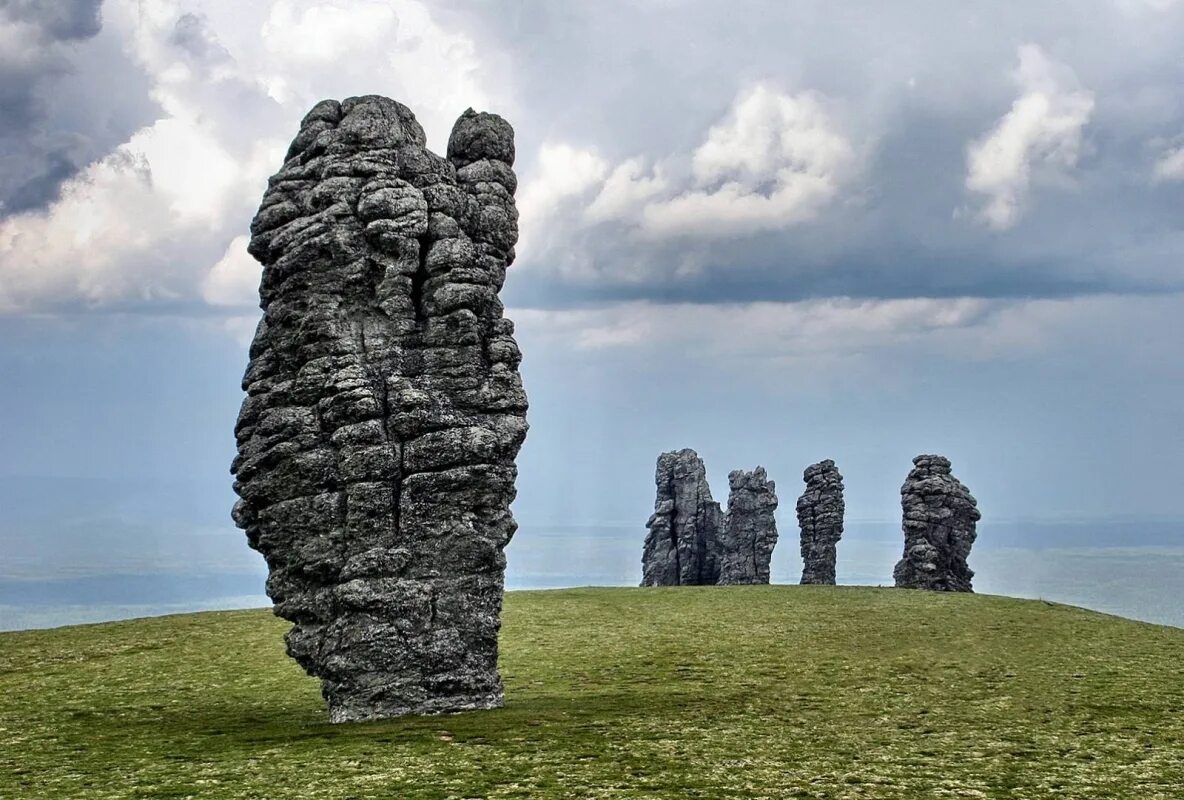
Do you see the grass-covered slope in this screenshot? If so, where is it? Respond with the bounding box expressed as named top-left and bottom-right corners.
top-left (2, 587), bottom-right (1182, 799)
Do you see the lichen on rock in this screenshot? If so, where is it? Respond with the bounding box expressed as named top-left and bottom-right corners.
top-left (230, 96), bottom-right (527, 722)
top-left (893, 455), bottom-right (979, 593)
top-left (796, 460), bottom-right (844, 585)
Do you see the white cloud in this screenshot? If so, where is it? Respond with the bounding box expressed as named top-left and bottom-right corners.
top-left (514, 297), bottom-right (994, 357)
top-left (965, 44), bottom-right (1095, 230)
top-left (201, 235), bottom-right (259, 306)
top-left (252, 0), bottom-right (495, 149)
top-left (628, 85), bottom-right (856, 238)
top-left (640, 174), bottom-right (838, 238)
top-left (513, 83), bottom-right (857, 276)
top-left (0, 0), bottom-right (501, 315)
top-left (585, 158), bottom-right (668, 223)
top-left (260, 1), bottom-right (398, 65)
top-left (513, 143), bottom-right (610, 271)
top-left (691, 86), bottom-right (852, 185)
top-left (1152, 144), bottom-right (1184, 182)
top-left (0, 113), bottom-right (282, 311)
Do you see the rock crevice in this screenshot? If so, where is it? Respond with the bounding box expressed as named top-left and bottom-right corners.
top-left (231, 97), bottom-right (527, 722)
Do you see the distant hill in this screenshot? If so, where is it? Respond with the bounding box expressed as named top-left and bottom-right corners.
top-left (2, 587), bottom-right (1182, 798)
top-left (0, 475), bottom-right (258, 582)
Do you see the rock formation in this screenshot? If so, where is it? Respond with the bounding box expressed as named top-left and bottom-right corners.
top-left (641, 449), bottom-right (724, 586)
top-left (230, 96), bottom-right (528, 722)
top-left (717, 468), bottom-right (779, 585)
top-left (796, 460), bottom-right (844, 585)
top-left (893, 455), bottom-right (979, 593)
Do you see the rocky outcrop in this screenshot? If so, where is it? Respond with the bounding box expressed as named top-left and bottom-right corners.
top-left (893, 455), bottom-right (979, 593)
top-left (718, 468), bottom-right (779, 585)
top-left (230, 96), bottom-right (528, 722)
top-left (641, 449), bottom-right (723, 586)
top-left (796, 460), bottom-right (844, 585)
top-left (642, 454), bottom-right (781, 587)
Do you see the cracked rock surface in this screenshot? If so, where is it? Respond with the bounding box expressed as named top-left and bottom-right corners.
top-left (231, 96), bottom-right (527, 722)
top-left (893, 455), bottom-right (979, 593)
top-left (718, 467), bottom-right (779, 585)
top-left (796, 460), bottom-right (844, 585)
top-left (641, 449), bottom-right (723, 586)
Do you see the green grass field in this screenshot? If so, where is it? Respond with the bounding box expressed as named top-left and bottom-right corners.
top-left (2, 586), bottom-right (1182, 799)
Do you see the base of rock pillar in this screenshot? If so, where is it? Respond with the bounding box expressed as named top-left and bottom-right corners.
top-left (327, 687), bottom-right (505, 724)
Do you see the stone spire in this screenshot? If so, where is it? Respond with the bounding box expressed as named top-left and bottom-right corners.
top-left (796, 460), bottom-right (845, 585)
top-left (893, 455), bottom-right (980, 592)
top-left (641, 448), bottom-right (723, 586)
top-left (718, 467), bottom-right (779, 585)
top-left (231, 97), bottom-right (528, 722)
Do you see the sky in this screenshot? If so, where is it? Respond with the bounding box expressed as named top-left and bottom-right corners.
top-left (1, 0), bottom-right (1183, 589)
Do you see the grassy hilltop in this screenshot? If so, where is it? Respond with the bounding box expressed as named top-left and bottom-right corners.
top-left (2, 586), bottom-right (1182, 799)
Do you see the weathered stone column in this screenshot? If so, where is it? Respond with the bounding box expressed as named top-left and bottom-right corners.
top-left (641, 449), bottom-right (723, 586)
top-left (893, 455), bottom-right (979, 592)
top-left (231, 96), bottom-right (528, 721)
top-left (718, 467), bottom-right (779, 585)
top-left (796, 460), bottom-right (844, 585)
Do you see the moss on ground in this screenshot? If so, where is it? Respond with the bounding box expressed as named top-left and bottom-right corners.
top-left (2, 586), bottom-right (1182, 799)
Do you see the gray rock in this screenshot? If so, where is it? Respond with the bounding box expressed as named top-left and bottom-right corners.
top-left (231, 96), bottom-right (527, 722)
top-left (893, 455), bottom-right (979, 593)
top-left (718, 467), bottom-right (779, 585)
top-left (796, 460), bottom-right (845, 585)
top-left (641, 449), bottom-right (723, 586)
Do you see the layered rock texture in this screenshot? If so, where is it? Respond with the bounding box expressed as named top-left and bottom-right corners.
top-left (796, 460), bottom-right (845, 585)
top-left (718, 468), bottom-right (779, 585)
top-left (641, 449), bottom-right (724, 586)
top-left (893, 455), bottom-right (979, 593)
top-left (230, 96), bottom-right (528, 722)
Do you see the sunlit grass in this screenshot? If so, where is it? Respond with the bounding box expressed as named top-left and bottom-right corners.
top-left (2, 586), bottom-right (1182, 798)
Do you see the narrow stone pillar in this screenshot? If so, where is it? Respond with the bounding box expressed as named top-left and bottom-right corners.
top-left (641, 449), bottom-right (723, 586)
top-left (797, 460), bottom-right (845, 585)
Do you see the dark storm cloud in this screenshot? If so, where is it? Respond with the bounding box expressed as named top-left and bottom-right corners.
top-left (450, 0), bottom-right (1184, 305)
top-left (0, 0), bottom-right (102, 40)
top-left (2, 149), bottom-right (80, 214)
top-left (505, 234), bottom-right (1181, 310)
top-left (0, 0), bottom-right (156, 217)
top-left (169, 12), bottom-right (231, 63)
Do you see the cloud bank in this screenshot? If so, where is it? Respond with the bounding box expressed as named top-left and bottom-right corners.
top-left (0, 0), bottom-right (1180, 325)
top-left (964, 45), bottom-right (1095, 230)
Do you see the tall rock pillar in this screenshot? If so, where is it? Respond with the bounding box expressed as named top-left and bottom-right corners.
top-left (797, 460), bottom-right (845, 585)
top-left (718, 467), bottom-right (779, 585)
top-left (641, 449), bottom-right (724, 586)
top-left (893, 455), bottom-right (979, 592)
top-left (231, 97), bottom-right (528, 721)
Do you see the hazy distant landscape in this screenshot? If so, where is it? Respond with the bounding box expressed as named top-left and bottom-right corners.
top-left (5, 510), bottom-right (1181, 631)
